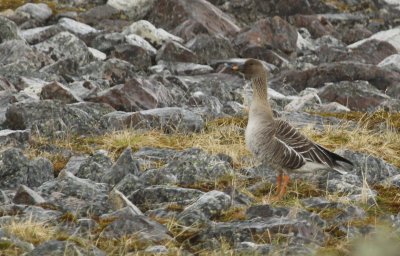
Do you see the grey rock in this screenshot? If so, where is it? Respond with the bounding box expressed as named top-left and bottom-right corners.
top-left (151, 61), bottom-right (214, 76)
top-left (0, 129), bottom-right (30, 147)
top-left (0, 190), bottom-right (10, 204)
top-left (318, 80), bottom-right (391, 112)
top-left (133, 147), bottom-right (179, 162)
top-left (40, 82), bottom-right (82, 103)
top-left (20, 205), bottom-right (62, 223)
top-left (38, 171), bottom-right (110, 217)
top-left (160, 148), bottom-right (233, 185)
top-left (185, 34), bottom-right (236, 64)
top-left (235, 242), bottom-right (274, 255)
top-left (27, 158), bottom-right (54, 188)
top-left (76, 218), bottom-right (99, 233)
top-left (122, 20), bottom-right (183, 47)
top-left (21, 25), bottom-right (62, 45)
top-left (58, 17), bottom-right (98, 36)
top-left (145, 245), bottom-right (169, 254)
top-left (178, 190), bottom-right (231, 225)
top-left (15, 3), bottom-right (52, 23)
top-left (301, 197), bottom-right (345, 209)
top-left (12, 185), bottom-right (46, 205)
top-left (6, 100), bottom-right (108, 136)
top-left (156, 41), bottom-right (198, 63)
top-left (107, 0), bottom-right (156, 20)
top-left (333, 206), bottom-right (367, 223)
top-left (188, 92), bottom-right (224, 119)
top-left (110, 43), bottom-right (152, 70)
top-left (25, 240), bottom-right (96, 256)
top-left (75, 150), bottom-right (113, 182)
top-left (128, 185), bottom-right (204, 208)
top-left (336, 149), bottom-right (400, 185)
top-left (145, 207), bottom-right (179, 220)
top-left (34, 31), bottom-right (93, 65)
top-left (246, 204), bottom-right (275, 219)
top-left (101, 107), bottom-right (204, 132)
top-left (0, 228), bottom-right (34, 252)
top-left (62, 156), bottom-right (89, 175)
top-left (0, 16), bottom-right (22, 43)
top-left (198, 217), bottom-right (320, 244)
top-left (101, 148), bottom-right (141, 186)
top-left (0, 148), bottom-right (29, 189)
top-left (107, 189), bottom-right (143, 215)
top-left (101, 214), bottom-right (172, 243)
top-left (91, 32), bottom-right (126, 53)
top-left (378, 54), bottom-right (400, 73)
top-left (223, 185), bottom-right (255, 207)
top-left (114, 174), bottom-right (144, 196)
top-left (125, 34), bottom-right (157, 55)
top-left (138, 168), bottom-right (177, 186)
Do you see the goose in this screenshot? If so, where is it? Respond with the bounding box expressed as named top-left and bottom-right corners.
top-left (233, 59), bottom-right (353, 199)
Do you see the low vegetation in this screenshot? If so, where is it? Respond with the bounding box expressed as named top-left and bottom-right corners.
top-left (2, 110), bottom-right (400, 255)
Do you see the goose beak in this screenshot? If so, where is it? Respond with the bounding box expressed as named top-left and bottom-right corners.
top-left (232, 64), bottom-right (244, 72)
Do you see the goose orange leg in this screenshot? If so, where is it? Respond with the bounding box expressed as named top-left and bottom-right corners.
top-left (271, 174), bottom-right (290, 200)
top-left (276, 173), bottom-right (282, 193)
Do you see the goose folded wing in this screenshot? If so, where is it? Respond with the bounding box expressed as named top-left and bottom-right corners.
top-left (273, 120), bottom-right (336, 169)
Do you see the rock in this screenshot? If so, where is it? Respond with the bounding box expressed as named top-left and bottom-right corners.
top-left (125, 34), bottom-right (157, 55)
top-left (333, 206), bottom-right (367, 223)
top-left (178, 190), bottom-right (231, 225)
top-left (235, 17), bottom-right (298, 54)
top-left (348, 26), bottom-right (400, 53)
top-left (280, 111), bottom-right (352, 130)
top-left (15, 3), bottom-right (53, 23)
top-left (269, 62), bottom-right (400, 98)
top-left (114, 174), bottom-right (144, 196)
top-left (223, 185), bottom-right (255, 207)
top-left (156, 40), bottom-right (198, 63)
top-left (185, 35), bottom-right (236, 64)
top-left (151, 61), bottom-right (214, 76)
top-left (75, 150), bottom-right (113, 182)
top-left (149, 0), bottom-right (240, 39)
top-left (133, 147), bottom-right (179, 162)
top-left (0, 129), bottom-right (30, 147)
top-left (0, 16), bottom-right (23, 43)
top-left (145, 245), bottom-right (169, 254)
top-left (197, 217), bottom-right (322, 244)
top-left (76, 218), bottom-right (99, 233)
top-left (101, 214), bottom-right (172, 243)
top-left (107, 0), bottom-right (155, 20)
top-left (284, 89), bottom-right (321, 112)
top-left (246, 204), bottom-right (275, 219)
top-left (138, 168), bottom-right (177, 186)
top-left (78, 4), bottom-right (121, 26)
top-left (336, 149), bottom-right (400, 186)
top-left (25, 240), bottom-right (100, 256)
top-left (222, 0), bottom-right (337, 25)
top-left (78, 58), bottom-right (137, 86)
top-left (27, 157), bottom-right (54, 188)
top-left (101, 107), bottom-right (204, 132)
top-left (21, 25), bottom-right (62, 45)
top-left (319, 40), bottom-right (397, 65)
top-left (235, 242), bottom-right (274, 255)
top-left (378, 53), bottom-right (400, 73)
top-left (188, 91), bottom-right (224, 119)
top-left (58, 17), bottom-right (99, 36)
top-left (128, 185), bottom-right (204, 208)
top-left (122, 20), bottom-right (183, 47)
top-left (20, 205), bottom-right (62, 223)
top-left (288, 14), bottom-right (339, 39)
top-left (110, 44), bottom-right (152, 70)
top-left (107, 189), bottom-right (143, 215)
top-left (91, 32), bottom-right (126, 53)
top-left (310, 102), bottom-right (350, 114)
top-left (87, 77), bottom-right (170, 111)
top-left (0, 229), bottom-right (34, 253)
top-left (40, 82), bottom-right (82, 103)
top-left (160, 148), bottom-right (233, 185)
top-left (240, 45), bottom-right (290, 68)
top-left (6, 100), bottom-right (107, 136)
top-left (38, 171), bottom-right (110, 217)
top-left (12, 185), bottom-right (46, 205)
top-left (101, 148), bottom-right (141, 186)
top-left (34, 31), bottom-right (93, 65)
top-left (301, 197), bottom-right (345, 209)
top-left (318, 80), bottom-right (391, 112)
top-left (0, 148), bottom-right (29, 189)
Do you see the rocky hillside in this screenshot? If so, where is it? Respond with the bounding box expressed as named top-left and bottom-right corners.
top-left (0, 0), bottom-right (400, 255)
